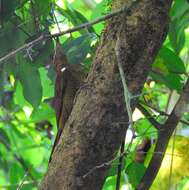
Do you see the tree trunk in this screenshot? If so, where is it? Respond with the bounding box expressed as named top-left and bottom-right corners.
top-left (40, 0), bottom-right (172, 189)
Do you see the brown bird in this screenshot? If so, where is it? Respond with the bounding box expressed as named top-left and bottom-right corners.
top-left (49, 42), bottom-right (85, 161)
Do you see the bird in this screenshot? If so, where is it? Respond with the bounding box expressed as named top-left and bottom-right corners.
top-left (49, 42), bottom-right (85, 162)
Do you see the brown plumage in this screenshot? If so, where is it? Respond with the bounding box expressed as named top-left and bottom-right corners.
top-left (49, 43), bottom-right (85, 161)
top-left (135, 138), bottom-right (152, 163)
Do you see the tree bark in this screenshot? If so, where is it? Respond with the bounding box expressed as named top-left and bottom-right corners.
top-left (40, 0), bottom-right (172, 189)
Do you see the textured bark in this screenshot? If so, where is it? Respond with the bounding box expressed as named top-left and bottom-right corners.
top-left (40, 0), bottom-right (172, 189)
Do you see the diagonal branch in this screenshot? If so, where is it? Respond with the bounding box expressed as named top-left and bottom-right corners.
top-left (139, 101), bottom-right (189, 126)
top-left (137, 78), bottom-right (189, 190)
top-left (137, 103), bottom-right (161, 129)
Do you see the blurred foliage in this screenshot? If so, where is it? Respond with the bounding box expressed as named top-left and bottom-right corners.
top-left (0, 0), bottom-right (189, 189)
top-left (151, 136), bottom-right (189, 190)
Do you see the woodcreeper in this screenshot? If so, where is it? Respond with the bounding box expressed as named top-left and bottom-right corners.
top-left (49, 43), bottom-right (85, 161)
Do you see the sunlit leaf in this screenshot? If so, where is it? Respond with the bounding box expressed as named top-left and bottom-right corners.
top-left (57, 4), bottom-right (95, 34)
top-left (22, 146), bottom-right (47, 167)
top-left (135, 118), bottom-right (158, 139)
top-left (39, 67), bottom-right (54, 99)
top-left (102, 176), bottom-right (117, 190)
top-left (31, 102), bottom-right (55, 122)
top-left (14, 81), bottom-right (29, 108)
top-left (91, 0), bottom-right (108, 34)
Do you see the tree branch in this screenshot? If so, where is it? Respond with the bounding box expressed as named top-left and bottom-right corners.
top-left (137, 103), bottom-right (161, 129)
top-left (139, 101), bottom-right (189, 126)
top-left (137, 78), bottom-right (189, 190)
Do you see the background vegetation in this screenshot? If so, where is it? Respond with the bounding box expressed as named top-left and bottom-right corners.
top-left (0, 0), bottom-right (189, 189)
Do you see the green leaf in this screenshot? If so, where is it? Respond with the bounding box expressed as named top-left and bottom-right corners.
top-left (11, 124), bottom-right (27, 139)
top-left (31, 102), bottom-right (55, 122)
top-left (176, 176), bottom-right (189, 190)
top-left (150, 72), bottom-right (184, 92)
top-left (126, 162), bottom-right (146, 188)
top-left (144, 143), bottom-right (155, 167)
top-left (22, 146), bottom-right (46, 167)
top-left (34, 0), bottom-right (52, 19)
top-left (0, 170), bottom-right (7, 186)
top-left (57, 4), bottom-right (95, 34)
top-left (153, 58), bottom-right (169, 75)
top-left (157, 47), bottom-right (185, 74)
top-left (0, 18), bottom-right (27, 57)
top-left (103, 176), bottom-right (117, 190)
top-left (134, 118), bottom-right (158, 139)
top-left (9, 162), bottom-right (25, 185)
top-left (63, 33), bottom-right (96, 64)
top-left (169, 6), bottom-right (189, 54)
top-left (91, 0), bottom-right (108, 34)
top-left (91, 0), bottom-right (108, 19)
top-left (0, 0), bottom-right (27, 21)
top-left (74, 10), bottom-right (95, 34)
top-left (0, 128), bottom-right (10, 149)
top-left (170, 0), bottom-right (189, 20)
top-left (0, 68), bottom-right (4, 105)
top-left (107, 157), bottom-right (126, 177)
top-left (169, 20), bottom-right (186, 53)
top-left (14, 81), bottom-right (30, 108)
top-left (39, 67), bottom-right (54, 99)
top-left (16, 58), bottom-right (42, 108)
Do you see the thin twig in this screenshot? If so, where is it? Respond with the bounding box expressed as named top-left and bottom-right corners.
top-left (168, 129), bottom-right (177, 189)
top-left (0, 1), bottom-right (139, 64)
top-left (0, 34), bottom-right (45, 64)
top-left (114, 21), bottom-right (135, 188)
top-left (17, 171), bottom-right (29, 190)
top-left (139, 101), bottom-right (189, 126)
top-left (53, 9), bottom-right (61, 34)
top-left (82, 135), bottom-right (137, 179)
top-left (0, 181), bottom-right (37, 189)
top-left (82, 123), bottom-right (182, 179)
top-left (115, 35), bottom-right (133, 129)
top-left (82, 147), bottom-right (183, 179)
top-left (82, 148), bottom-right (129, 179)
